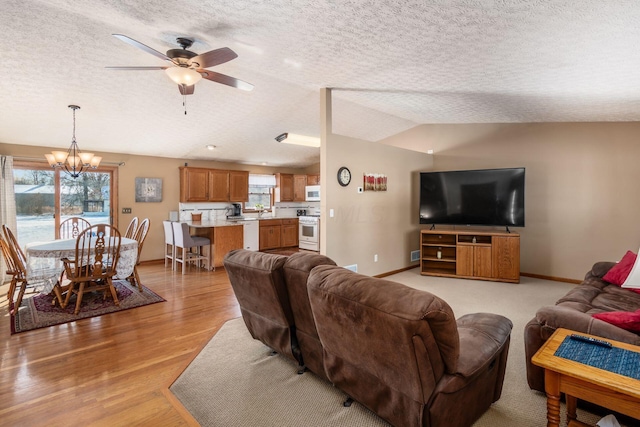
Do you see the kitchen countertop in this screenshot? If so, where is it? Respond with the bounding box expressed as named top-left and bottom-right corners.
top-left (183, 217), bottom-right (299, 228)
top-left (183, 220), bottom-right (250, 228)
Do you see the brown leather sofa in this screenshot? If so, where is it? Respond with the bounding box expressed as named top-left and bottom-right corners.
top-left (282, 252), bottom-right (337, 379)
top-left (308, 264), bottom-right (513, 427)
top-left (223, 250), bottom-right (301, 364)
top-left (524, 261), bottom-right (640, 392)
top-left (224, 249), bottom-right (513, 427)
top-left (224, 249), bottom-right (336, 372)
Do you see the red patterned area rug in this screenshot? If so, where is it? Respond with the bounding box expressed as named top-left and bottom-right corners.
top-left (10, 280), bottom-right (165, 334)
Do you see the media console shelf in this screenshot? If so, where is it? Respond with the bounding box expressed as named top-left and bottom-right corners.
top-left (420, 229), bottom-right (520, 283)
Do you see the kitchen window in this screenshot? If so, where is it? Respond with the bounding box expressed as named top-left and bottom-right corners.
top-left (245, 174), bottom-right (276, 211)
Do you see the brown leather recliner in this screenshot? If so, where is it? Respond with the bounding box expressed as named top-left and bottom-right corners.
top-left (282, 252), bottom-right (337, 379)
top-left (308, 265), bottom-right (513, 427)
top-left (223, 249), bottom-right (301, 364)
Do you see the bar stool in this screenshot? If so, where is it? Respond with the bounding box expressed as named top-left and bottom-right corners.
top-left (172, 222), bottom-right (210, 274)
top-left (163, 221), bottom-right (175, 270)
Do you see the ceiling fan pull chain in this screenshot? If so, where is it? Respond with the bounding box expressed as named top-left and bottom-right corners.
top-left (183, 89), bottom-right (187, 115)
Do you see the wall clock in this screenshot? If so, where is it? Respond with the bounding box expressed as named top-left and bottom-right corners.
top-left (337, 166), bottom-right (351, 187)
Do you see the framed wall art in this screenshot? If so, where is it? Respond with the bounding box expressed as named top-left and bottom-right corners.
top-left (135, 177), bottom-right (163, 202)
top-left (363, 173), bottom-right (387, 191)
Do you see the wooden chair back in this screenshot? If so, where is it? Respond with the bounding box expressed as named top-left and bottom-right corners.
top-left (133, 218), bottom-right (150, 260)
top-left (126, 218), bottom-right (150, 291)
top-left (2, 225), bottom-right (26, 272)
top-left (1, 227), bottom-right (28, 309)
top-left (0, 235), bottom-right (18, 276)
top-left (66, 224), bottom-right (121, 282)
top-left (62, 224), bottom-right (121, 314)
top-left (59, 217), bottom-right (91, 240)
top-left (124, 217), bottom-right (139, 239)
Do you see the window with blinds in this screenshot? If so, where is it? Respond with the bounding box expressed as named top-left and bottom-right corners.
top-left (246, 174), bottom-right (276, 211)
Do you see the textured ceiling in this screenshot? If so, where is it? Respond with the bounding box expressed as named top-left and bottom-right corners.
top-left (2, 0), bottom-right (640, 167)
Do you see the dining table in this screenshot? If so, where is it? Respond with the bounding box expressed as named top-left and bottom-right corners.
top-left (25, 237), bottom-right (138, 294)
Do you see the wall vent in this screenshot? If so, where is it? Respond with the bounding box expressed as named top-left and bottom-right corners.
top-left (343, 264), bottom-right (358, 272)
top-left (410, 250), bottom-right (420, 262)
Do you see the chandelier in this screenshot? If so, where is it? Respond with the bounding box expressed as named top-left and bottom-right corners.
top-left (45, 105), bottom-right (101, 178)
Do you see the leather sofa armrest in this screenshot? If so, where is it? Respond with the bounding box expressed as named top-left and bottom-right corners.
top-left (454, 313), bottom-right (513, 378)
top-left (535, 305), bottom-right (640, 344)
top-left (590, 261), bottom-right (616, 279)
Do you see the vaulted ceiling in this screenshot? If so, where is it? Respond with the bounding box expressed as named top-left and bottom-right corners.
top-left (2, 1), bottom-right (640, 168)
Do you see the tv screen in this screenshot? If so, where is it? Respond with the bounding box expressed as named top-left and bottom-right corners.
top-left (419, 168), bottom-right (525, 227)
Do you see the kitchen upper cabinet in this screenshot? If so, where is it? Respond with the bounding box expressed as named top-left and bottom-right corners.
top-left (307, 174), bottom-right (320, 185)
top-left (293, 175), bottom-right (307, 202)
top-left (180, 167), bottom-right (210, 202)
top-left (275, 173), bottom-right (294, 202)
top-left (180, 167), bottom-right (248, 203)
top-left (208, 169), bottom-right (230, 202)
top-left (229, 171), bottom-right (249, 202)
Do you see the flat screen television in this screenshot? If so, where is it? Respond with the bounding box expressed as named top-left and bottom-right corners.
top-left (419, 168), bottom-right (525, 227)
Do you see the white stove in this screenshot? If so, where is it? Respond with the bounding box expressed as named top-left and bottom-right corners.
top-left (298, 215), bottom-right (320, 251)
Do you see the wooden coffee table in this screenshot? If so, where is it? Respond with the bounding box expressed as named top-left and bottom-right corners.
top-left (532, 328), bottom-right (640, 427)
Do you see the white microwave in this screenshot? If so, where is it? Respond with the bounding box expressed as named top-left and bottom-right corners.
top-left (305, 185), bottom-right (321, 201)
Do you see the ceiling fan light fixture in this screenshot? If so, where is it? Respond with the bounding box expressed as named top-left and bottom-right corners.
top-left (275, 133), bottom-right (321, 148)
top-left (165, 67), bottom-right (202, 85)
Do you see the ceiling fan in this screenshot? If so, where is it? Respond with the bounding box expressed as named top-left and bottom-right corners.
top-left (107, 34), bottom-right (254, 95)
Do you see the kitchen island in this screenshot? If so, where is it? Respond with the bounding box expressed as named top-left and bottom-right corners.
top-left (184, 220), bottom-right (245, 268)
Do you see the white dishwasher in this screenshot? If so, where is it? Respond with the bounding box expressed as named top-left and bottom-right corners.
top-left (240, 220), bottom-right (259, 251)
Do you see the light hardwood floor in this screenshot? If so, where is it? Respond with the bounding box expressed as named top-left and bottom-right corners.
top-left (0, 262), bottom-right (241, 426)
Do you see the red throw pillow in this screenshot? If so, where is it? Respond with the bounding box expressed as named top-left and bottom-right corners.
top-left (592, 309), bottom-right (640, 333)
top-left (602, 251), bottom-right (637, 285)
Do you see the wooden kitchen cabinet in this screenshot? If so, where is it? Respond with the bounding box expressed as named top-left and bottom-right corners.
top-left (180, 167), bottom-right (248, 203)
top-left (208, 169), bottom-right (230, 202)
top-left (191, 224), bottom-right (243, 268)
top-left (281, 219), bottom-right (299, 247)
top-left (259, 220), bottom-right (281, 250)
top-left (275, 173), bottom-right (294, 202)
top-left (259, 218), bottom-right (298, 250)
top-left (293, 175), bottom-right (307, 201)
top-left (306, 174), bottom-right (320, 185)
top-left (229, 171), bottom-right (249, 202)
top-left (180, 167), bottom-right (210, 202)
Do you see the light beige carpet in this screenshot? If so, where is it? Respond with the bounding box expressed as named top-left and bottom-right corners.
top-left (170, 270), bottom-right (624, 426)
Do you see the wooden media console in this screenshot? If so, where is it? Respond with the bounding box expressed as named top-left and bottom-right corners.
top-left (420, 229), bottom-right (520, 283)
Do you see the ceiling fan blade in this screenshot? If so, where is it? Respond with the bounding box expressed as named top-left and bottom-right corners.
top-left (112, 34), bottom-right (172, 62)
top-left (106, 66), bottom-right (168, 70)
top-left (198, 70), bottom-right (254, 91)
top-left (192, 47), bottom-right (238, 69)
top-left (179, 84), bottom-right (195, 95)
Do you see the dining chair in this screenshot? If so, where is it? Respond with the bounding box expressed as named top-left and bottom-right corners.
top-left (0, 233), bottom-right (28, 310)
top-left (163, 221), bottom-right (175, 270)
top-left (61, 224), bottom-right (121, 315)
top-left (2, 225), bottom-right (27, 268)
top-left (127, 218), bottom-right (150, 291)
top-left (59, 217), bottom-right (91, 239)
top-left (172, 222), bottom-right (210, 275)
top-left (124, 216), bottom-right (139, 239)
